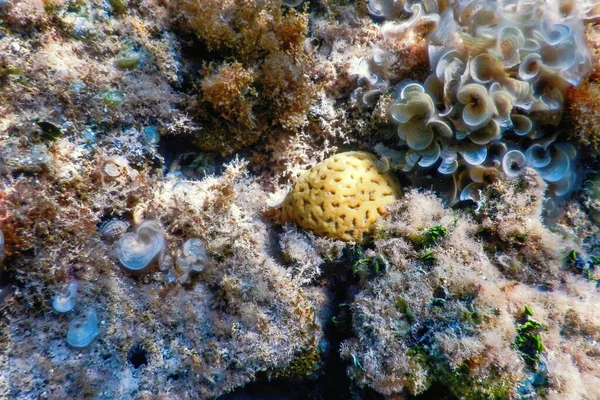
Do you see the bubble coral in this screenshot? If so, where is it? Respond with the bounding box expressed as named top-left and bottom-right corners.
top-left (115, 221), bottom-right (165, 272)
top-left (282, 151), bottom-right (402, 242)
top-left (180, 238), bottom-right (209, 272)
top-left (99, 218), bottom-right (130, 243)
top-left (66, 309), bottom-right (101, 349)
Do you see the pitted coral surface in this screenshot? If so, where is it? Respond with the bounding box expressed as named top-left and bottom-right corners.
top-left (282, 151), bottom-right (402, 242)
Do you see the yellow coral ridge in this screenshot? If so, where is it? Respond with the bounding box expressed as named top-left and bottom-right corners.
top-left (282, 152), bottom-right (402, 242)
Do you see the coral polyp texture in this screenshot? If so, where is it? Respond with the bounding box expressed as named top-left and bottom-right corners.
top-left (0, 0), bottom-right (599, 398)
top-left (282, 151), bottom-right (402, 242)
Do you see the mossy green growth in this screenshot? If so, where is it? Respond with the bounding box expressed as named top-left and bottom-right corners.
top-left (35, 121), bottom-right (62, 141)
top-left (352, 247), bottom-right (389, 277)
top-left (373, 227), bottom-right (393, 241)
top-left (420, 250), bottom-right (436, 261)
top-left (410, 225), bottom-right (448, 248)
top-left (437, 361), bottom-right (517, 399)
top-left (408, 345), bottom-right (517, 399)
top-left (115, 55), bottom-right (140, 70)
top-left (514, 309), bottom-right (547, 369)
top-left (395, 296), bottom-right (415, 323)
top-left (108, 0), bottom-right (127, 13)
top-left (461, 308), bottom-right (484, 325)
top-left (567, 249), bottom-right (579, 263)
top-left (99, 89), bottom-right (124, 107)
top-left (423, 225), bottom-right (448, 247)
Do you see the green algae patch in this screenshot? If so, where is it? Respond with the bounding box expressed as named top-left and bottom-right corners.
top-left (265, 340), bottom-right (323, 381)
top-left (514, 317), bottom-right (547, 369)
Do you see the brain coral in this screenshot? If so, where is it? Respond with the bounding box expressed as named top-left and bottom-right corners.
top-left (282, 151), bottom-right (402, 242)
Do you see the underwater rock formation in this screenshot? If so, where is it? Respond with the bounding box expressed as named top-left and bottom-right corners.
top-left (344, 177), bottom-right (600, 399)
top-left (0, 0), bottom-right (598, 399)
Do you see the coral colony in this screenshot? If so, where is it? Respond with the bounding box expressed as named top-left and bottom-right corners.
top-left (361, 0), bottom-right (591, 206)
top-left (0, 0), bottom-right (599, 399)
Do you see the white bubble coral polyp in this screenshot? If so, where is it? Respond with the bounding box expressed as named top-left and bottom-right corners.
top-left (116, 221), bottom-right (165, 272)
top-left (282, 152), bottom-right (402, 242)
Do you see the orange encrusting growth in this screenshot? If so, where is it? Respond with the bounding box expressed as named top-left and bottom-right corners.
top-left (282, 151), bottom-right (402, 242)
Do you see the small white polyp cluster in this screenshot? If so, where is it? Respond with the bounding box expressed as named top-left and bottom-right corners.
top-left (177, 238), bottom-right (210, 283)
top-left (361, 0), bottom-right (592, 204)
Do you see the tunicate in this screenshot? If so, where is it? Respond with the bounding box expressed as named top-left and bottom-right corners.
top-left (181, 238), bottom-right (209, 272)
top-left (376, 157), bottom-right (391, 172)
top-left (392, 85), bottom-right (437, 151)
top-left (67, 309), bottom-right (101, 348)
top-left (438, 155), bottom-right (458, 175)
top-left (496, 26), bottom-right (524, 67)
top-left (470, 54), bottom-right (504, 84)
top-left (512, 115), bottom-right (533, 136)
top-left (417, 142), bottom-right (441, 168)
top-left (104, 156), bottom-right (128, 177)
top-left (283, 0), bottom-right (303, 7)
top-left (519, 53), bottom-right (543, 81)
top-left (116, 221), bottom-right (165, 272)
top-left (365, 0), bottom-right (589, 206)
top-left (99, 218), bottom-right (130, 242)
top-left (525, 144), bottom-right (552, 168)
top-left (552, 170), bottom-right (575, 197)
top-left (537, 146), bottom-right (570, 182)
top-left (460, 182), bottom-right (485, 203)
top-left (468, 120), bottom-right (500, 145)
top-left (52, 282), bottom-right (78, 313)
top-left (491, 90), bottom-right (513, 123)
top-left (458, 143), bottom-right (487, 166)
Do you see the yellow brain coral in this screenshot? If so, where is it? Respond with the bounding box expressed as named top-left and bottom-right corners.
top-left (282, 152), bottom-right (402, 242)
